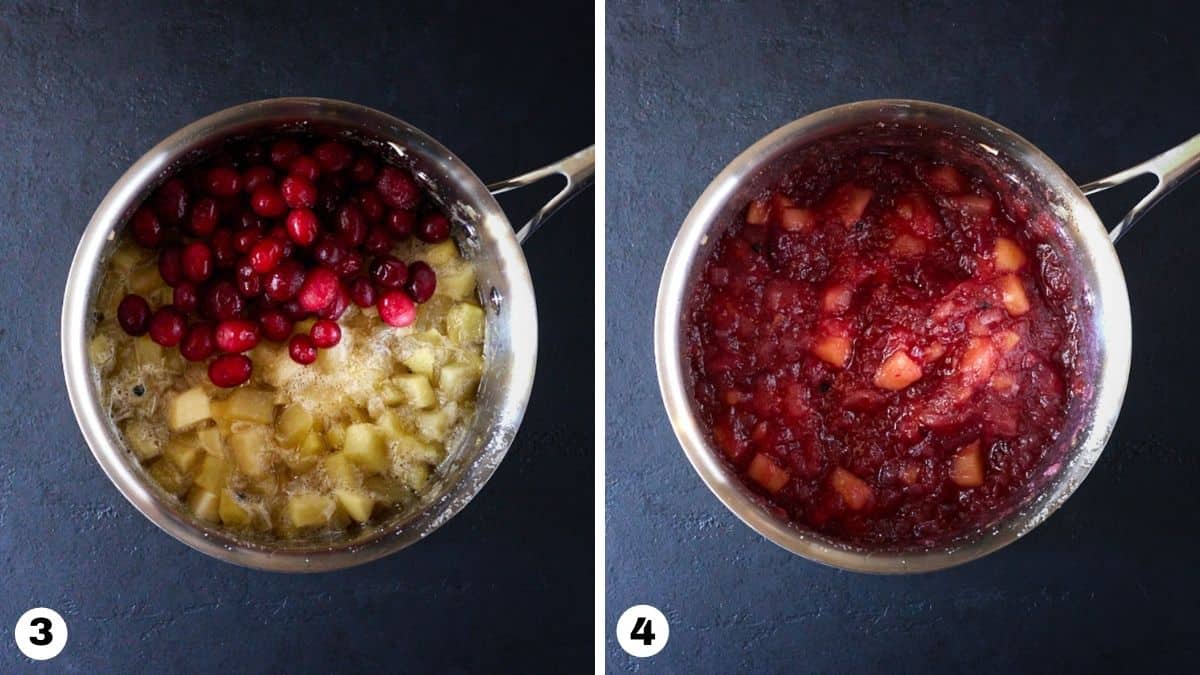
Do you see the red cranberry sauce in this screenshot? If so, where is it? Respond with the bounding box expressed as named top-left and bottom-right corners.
top-left (685, 149), bottom-right (1083, 547)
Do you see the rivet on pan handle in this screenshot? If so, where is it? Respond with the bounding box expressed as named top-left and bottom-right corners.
top-left (487, 146), bottom-right (595, 244)
top-left (1080, 133), bottom-right (1200, 243)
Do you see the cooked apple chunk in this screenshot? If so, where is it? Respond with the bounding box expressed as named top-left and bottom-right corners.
top-left (229, 427), bottom-right (272, 479)
top-left (958, 337), bottom-right (998, 387)
top-left (747, 453), bottom-right (790, 493)
top-left (333, 489), bottom-right (374, 523)
top-left (439, 363), bottom-right (481, 402)
top-left (830, 467), bottom-right (873, 510)
top-left (393, 373), bottom-right (436, 409)
top-left (951, 441), bottom-right (985, 488)
top-left (446, 303), bottom-right (485, 345)
top-left (779, 207), bottom-right (815, 232)
top-left (226, 388), bottom-right (276, 424)
top-left (342, 424), bottom-right (389, 474)
top-left (187, 488), bottom-right (220, 523)
top-left (437, 266), bottom-right (477, 301)
top-left (275, 404), bottom-right (314, 448)
top-left (286, 494), bottom-right (335, 528)
top-left (124, 419), bottom-right (161, 461)
top-left (168, 387), bottom-right (211, 431)
top-left (147, 458), bottom-right (191, 497)
top-left (874, 351), bottom-right (923, 391)
top-left (194, 454), bottom-right (230, 492)
top-left (827, 184), bottom-right (873, 226)
top-left (927, 165), bottom-right (967, 193)
top-left (821, 283), bottom-right (854, 314)
top-left (164, 436), bottom-right (203, 473)
top-left (993, 237), bottom-right (1027, 272)
top-left (812, 335), bottom-right (852, 369)
top-left (745, 199), bottom-right (769, 225)
top-left (218, 489), bottom-right (253, 528)
top-left (998, 274), bottom-right (1030, 315)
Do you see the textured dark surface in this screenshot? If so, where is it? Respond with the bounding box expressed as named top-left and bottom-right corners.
top-left (606, 1), bottom-right (1199, 672)
top-left (0, 2), bottom-right (593, 672)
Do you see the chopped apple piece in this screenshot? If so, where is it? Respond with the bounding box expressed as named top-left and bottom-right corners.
top-left (110, 241), bottom-right (150, 272)
top-left (364, 475), bottom-right (416, 505)
top-left (134, 336), bottom-right (163, 366)
top-left (333, 489), bottom-right (374, 522)
top-left (286, 494), bottom-right (335, 528)
top-left (423, 239), bottom-right (460, 266)
top-left (821, 283), bottom-right (854, 314)
top-left (402, 346), bottom-right (438, 377)
top-left (391, 431), bottom-right (445, 466)
top-left (923, 341), bottom-right (946, 363)
top-left (229, 427), bottom-right (271, 479)
top-left (164, 436), bottom-right (203, 473)
top-left (90, 334), bottom-right (115, 370)
top-left (952, 194), bottom-right (994, 216)
top-left (323, 452), bottom-right (361, 488)
top-left (951, 441), bottom-right (985, 488)
top-left (745, 199), bottom-right (769, 225)
top-left (168, 387), bottom-right (211, 431)
top-left (196, 426), bottom-right (222, 455)
top-left (998, 274), bottom-right (1030, 315)
top-left (830, 467), bottom-right (873, 510)
top-left (990, 372), bottom-right (1017, 392)
top-left (123, 419), bottom-right (161, 461)
top-left (779, 207), bottom-right (815, 233)
top-left (415, 409), bottom-right (454, 441)
top-left (439, 363), bottom-right (481, 402)
top-left (812, 335), bottom-right (852, 369)
top-left (275, 404), bottom-right (314, 447)
top-left (325, 421), bottom-right (346, 450)
top-left (891, 233), bottom-right (927, 257)
top-left (129, 264), bottom-right (165, 295)
top-left (147, 458), bottom-right (191, 497)
top-left (958, 337), bottom-right (998, 387)
top-left (928, 165), bottom-right (967, 193)
top-left (342, 424), bottom-right (389, 474)
top-left (445, 303), bottom-right (485, 345)
top-left (437, 266), bottom-right (477, 301)
top-left (226, 388), bottom-right (277, 424)
top-left (194, 454), bottom-right (230, 492)
top-left (393, 373), bottom-right (436, 409)
top-left (284, 431), bottom-right (328, 473)
top-left (993, 237), bottom-right (1027, 272)
top-left (828, 184), bottom-right (874, 226)
top-left (219, 489), bottom-right (253, 527)
top-left (874, 351), bottom-right (923, 391)
top-left (396, 460), bottom-right (433, 492)
top-left (747, 453), bottom-right (790, 493)
top-left (186, 487), bottom-right (220, 523)
top-left (996, 330), bottom-right (1021, 352)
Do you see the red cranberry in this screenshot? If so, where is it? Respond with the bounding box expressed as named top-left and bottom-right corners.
top-left (215, 319), bottom-right (261, 353)
top-left (181, 241), bottom-right (213, 282)
top-left (147, 306), bottom-right (186, 346)
top-left (179, 322), bottom-right (217, 362)
top-left (288, 334), bottom-right (317, 365)
top-left (237, 269), bottom-right (263, 298)
top-left (333, 251), bottom-right (364, 279)
top-left (234, 228), bottom-right (263, 253)
top-left (350, 156), bottom-right (376, 183)
top-left (270, 138), bottom-right (303, 169)
top-left (240, 143), bottom-right (267, 165)
top-left (369, 254), bottom-right (408, 289)
top-left (316, 285), bottom-right (351, 320)
top-left (259, 309), bottom-right (294, 341)
top-left (264, 261), bottom-right (306, 302)
top-left (314, 141), bottom-right (353, 172)
top-left (205, 167), bottom-right (242, 197)
top-left (378, 289), bottom-right (417, 327)
top-left (313, 236), bottom-right (346, 267)
top-left (349, 277), bottom-right (377, 307)
top-left (297, 266), bottom-right (340, 311)
top-left (375, 166), bottom-right (421, 210)
top-left (250, 184), bottom-right (287, 218)
top-left (204, 280), bottom-right (244, 320)
top-left (210, 228), bottom-right (237, 268)
top-left (285, 208), bottom-right (320, 246)
top-left (405, 261), bottom-right (437, 302)
top-left (336, 204), bottom-right (368, 246)
top-left (242, 165), bottom-right (275, 193)
top-left (355, 189), bottom-right (385, 222)
top-left (281, 175), bottom-right (317, 209)
top-left (237, 211), bottom-right (266, 231)
top-left (173, 281), bottom-right (200, 313)
top-left (290, 155), bottom-right (321, 182)
top-left (188, 197), bottom-right (219, 237)
top-left (249, 238), bottom-right (284, 273)
top-left (417, 212), bottom-right (451, 242)
top-left (209, 353), bottom-right (253, 387)
top-left (385, 209), bottom-right (415, 238)
top-left (362, 225), bottom-right (393, 255)
top-left (117, 294), bottom-right (151, 336)
top-left (154, 178), bottom-right (190, 226)
top-left (310, 319), bottom-right (342, 348)
top-left (158, 246), bottom-right (184, 286)
top-left (131, 207), bottom-right (164, 248)
top-left (280, 299), bottom-right (309, 321)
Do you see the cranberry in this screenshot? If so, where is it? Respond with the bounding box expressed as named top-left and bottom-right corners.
top-left (181, 241), bottom-right (214, 282)
top-left (154, 178), bottom-right (190, 226)
top-left (313, 236), bottom-right (346, 267)
top-left (179, 322), bottom-right (217, 362)
top-left (240, 143), bottom-right (267, 165)
top-left (290, 155), bottom-right (321, 182)
top-left (355, 189), bottom-right (385, 222)
top-left (259, 309), bottom-right (294, 341)
top-left (281, 175), bottom-right (317, 209)
top-left (131, 207), bottom-right (164, 248)
top-left (173, 281), bottom-right (200, 313)
top-left (269, 138), bottom-right (303, 169)
top-left (375, 166), bottom-right (421, 210)
top-left (288, 334), bottom-right (318, 365)
top-left (147, 306), bottom-right (186, 346)
top-left (209, 353), bottom-right (253, 387)
top-left (281, 299), bottom-right (309, 321)
top-left (204, 280), bottom-right (244, 320)
top-left (314, 141), bottom-right (353, 172)
top-left (310, 319), bottom-right (342, 348)
top-left (242, 165), bottom-right (276, 193)
top-left (405, 261), bottom-right (437, 303)
top-left (316, 285), bottom-right (351, 320)
top-left (336, 204), bottom-right (368, 246)
top-left (378, 289), bottom-right (417, 327)
top-left (250, 184), bottom-right (287, 218)
top-left (237, 211), bottom-right (266, 231)
top-left (237, 269), bottom-right (263, 298)
top-left (234, 228), bottom-right (263, 254)
top-left (158, 246), bottom-right (184, 286)
top-left (385, 209), bottom-right (415, 238)
top-left (333, 251), bottom-right (364, 279)
top-left (188, 197), bottom-right (219, 237)
top-left (297, 266), bottom-right (340, 311)
top-left (264, 260), bottom-right (306, 302)
top-left (369, 254), bottom-right (408, 289)
top-left (362, 225), bottom-right (393, 255)
top-left (205, 167), bottom-right (242, 196)
top-left (215, 319), bottom-right (260, 353)
top-left (249, 238), bottom-right (284, 273)
top-left (350, 156), bottom-right (376, 183)
top-left (117, 294), bottom-right (151, 336)
top-left (417, 212), bottom-right (451, 242)
top-left (210, 229), bottom-right (237, 268)
top-left (285, 208), bottom-right (320, 246)
top-left (349, 277), bottom-right (377, 307)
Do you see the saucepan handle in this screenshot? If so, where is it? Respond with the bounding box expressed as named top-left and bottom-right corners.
top-left (1079, 133), bottom-right (1200, 243)
top-left (487, 146), bottom-right (595, 244)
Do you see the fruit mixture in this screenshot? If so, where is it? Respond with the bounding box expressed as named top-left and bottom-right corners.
top-left (90, 135), bottom-right (485, 538)
top-left (685, 148), bottom-right (1083, 547)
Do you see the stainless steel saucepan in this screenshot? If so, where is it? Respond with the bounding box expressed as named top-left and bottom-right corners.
top-left (656, 99), bottom-right (1199, 573)
top-left (63, 97), bottom-right (593, 572)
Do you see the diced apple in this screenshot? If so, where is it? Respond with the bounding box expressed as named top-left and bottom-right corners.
top-left (958, 337), bottom-right (998, 387)
top-left (402, 346), bottom-right (438, 377)
top-left (415, 409), bottom-right (454, 441)
top-left (998, 274), bottom-right (1030, 315)
top-left (423, 239), bottom-right (460, 266)
top-left (342, 424), bottom-right (389, 474)
top-left (952, 194), bottom-right (994, 216)
top-left (996, 330), bottom-right (1021, 353)
top-left (168, 387), bottom-right (211, 431)
top-left (186, 487), bottom-right (220, 523)
top-left (828, 184), bottom-right (874, 226)
top-left (219, 489), bottom-right (253, 527)
top-left (396, 460), bottom-right (433, 492)
top-left (286, 494), bottom-right (335, 528)
top-left (874, 351), bottom-right (923, 391)
top-left (110, 241), bottom-right (151, 272)
top-left (364, 475), bottom-right (416, 505)
top-left (391, 431), bottom-right (445, 466)
top-left (229, 427), bottom-right (271, 479)
top-left (123, 419), bottom-right (161, 461)
top-left (950, 441), bottom-right (985, 488)
top-left (891, 233), bottom-right (927, 257)
top-left (194, 454), bottom-right (230, 492)
top-left (821, 283), bottom-right (854, 314)
top-left (393, 373), bottom-right (436, 409)
top-left (993, 237), bottom-right (1027, 272)
top-left (746, 453), bottom-right (790, 493)
top-left (90, 334), bottom-right (115, 370)
top-left (439, 363), bottom-right (481, 402)
top-left (779, 207), bottom-right (815, 233)
top-left (284, 431), bottom-right (328, 473)
top-left (226, 388), bottom-right (276, 424)
top-left (147, 458), bottom-right (191, 497)
top-left (445, 303), bottom-right (485, 345)
top-left (333, 489), bottom-right (374, 523)
top-left (928, 165), bottom-right (967, 193)
top-left (275, 404), bottom-right (313, 448)
top-left (196, 426), bottom-right (222, 455)
top-left (325, 421), bottom-right (346, 450)
top-left (745, 199), bottom-right (769, 225)
top-left (129, 264), bottom-right (165, 295)
top-left (923, 341), bottom-right (946, 363)
top-left (990, 371), bottom-right (1017, 392)
top-left (323, 452), bottom-right (361, 488)
top-left (164, 436), bottom-right (203, 473)
top-left (134, 336), bottom-right (163, 366)
top-left (437, 265), bottom-right (477, 301)
top-left (830, 467), bottom-right (873, 510)
top-left (811, 335), bottom-right (852, 369)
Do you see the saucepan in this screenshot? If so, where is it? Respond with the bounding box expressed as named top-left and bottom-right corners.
top-left (62, 97), bottom-right (593, 571)
top-left (655, 99), bottom-right (1199, 573)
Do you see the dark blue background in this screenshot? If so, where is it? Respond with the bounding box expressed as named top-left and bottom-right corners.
top-left (0, 2), bottom-right (593, 672)
top-left (606, 1), bottom-right (1199, 672)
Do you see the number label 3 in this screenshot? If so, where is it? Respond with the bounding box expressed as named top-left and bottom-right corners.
top-left (14, 608), bottom-right (68, 661)
top-left (616, 605), bottom-right (669, 658)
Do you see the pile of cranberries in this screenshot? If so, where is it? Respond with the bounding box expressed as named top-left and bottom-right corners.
top-left (114, 136), bottom-right (445, 388)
